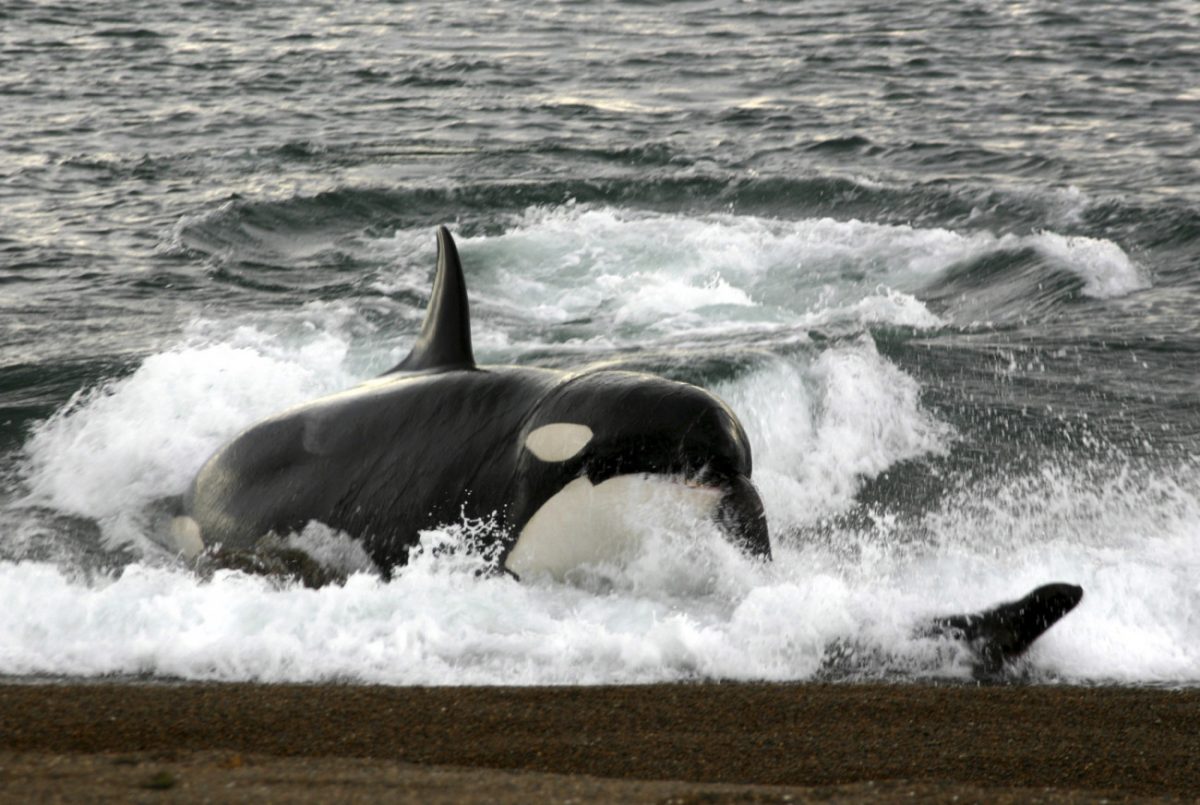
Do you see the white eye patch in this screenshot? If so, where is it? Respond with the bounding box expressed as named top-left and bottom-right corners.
top-left (525, 423), bottom-right (593, 462)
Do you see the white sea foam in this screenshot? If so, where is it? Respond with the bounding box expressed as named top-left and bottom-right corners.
top-left (376, 206), bottom-right (959, 343)
top-left (1028, 231), bottom-right (1149, 298)
top-left (372, 206), bottom-right (1144, 351)
top-left (9, 317), bottom-right (1194, 684)
top-left (0, 204), bottom-right (1181, 685)
top-left (715, 339), bottom-right (954, 530)
top-left (2, 458), bottom-right (1196, 684)
top-left (19, 324), bottom-right (358, 550)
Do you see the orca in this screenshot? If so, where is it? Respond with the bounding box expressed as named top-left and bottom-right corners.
top-left (176, 226), bottom-right (1081, 672)
top-left (179, 226), bottom-right (770, 580)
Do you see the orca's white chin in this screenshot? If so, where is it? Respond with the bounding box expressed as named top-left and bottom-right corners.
top-left (504, 474), bottom-right (725, 580)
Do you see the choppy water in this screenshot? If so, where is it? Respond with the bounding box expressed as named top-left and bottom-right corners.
top-left (1, 1), bottom-right (1198, 685)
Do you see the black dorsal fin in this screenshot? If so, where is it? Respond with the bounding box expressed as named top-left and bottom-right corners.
top-left (387, 226), bottom-right (475, 374)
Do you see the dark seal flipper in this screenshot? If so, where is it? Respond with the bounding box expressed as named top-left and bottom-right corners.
top-left (919, 582), bottom-right (1083, 678)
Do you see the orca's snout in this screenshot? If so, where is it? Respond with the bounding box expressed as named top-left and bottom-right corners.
top-left (715, 474), bottom-right (771, 560)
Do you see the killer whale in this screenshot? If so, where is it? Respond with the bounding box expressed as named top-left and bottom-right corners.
top-left (180, 226), bottom-right (770, 579)
top-left (177, 226), bottom-right (1081, 671)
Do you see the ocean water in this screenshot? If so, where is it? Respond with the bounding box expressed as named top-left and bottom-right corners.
top-left (1, 1), bottom-right (1198, 685)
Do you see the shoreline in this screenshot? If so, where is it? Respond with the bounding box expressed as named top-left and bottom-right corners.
top-left (2, 681), bottom-right (1197, 801)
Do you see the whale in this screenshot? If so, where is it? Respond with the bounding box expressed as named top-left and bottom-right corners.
top-left (175, 225), bottom-right (1082, 672)
top-left (178, 226), bottom-right (770, 580)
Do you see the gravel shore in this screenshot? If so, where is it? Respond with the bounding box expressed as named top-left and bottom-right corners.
top-left (1, 682), bottom-right (1196, 802)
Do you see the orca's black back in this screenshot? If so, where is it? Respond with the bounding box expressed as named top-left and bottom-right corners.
top-left (187, 366), bottom-right (560, 568)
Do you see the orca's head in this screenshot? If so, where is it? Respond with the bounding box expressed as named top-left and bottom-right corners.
top-left (503, 369), bottom-right (770, 579)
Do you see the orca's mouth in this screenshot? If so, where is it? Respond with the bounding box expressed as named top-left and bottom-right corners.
top-left (664, 470), bottom-right (771, 561)
top-left (584, 455), bottom-right (772, 562)
top-left (504, 470), bottom-right (773, 580)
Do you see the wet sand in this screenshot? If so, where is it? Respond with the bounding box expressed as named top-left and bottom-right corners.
top-left (1, 682), bottom-right (1196, 802)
